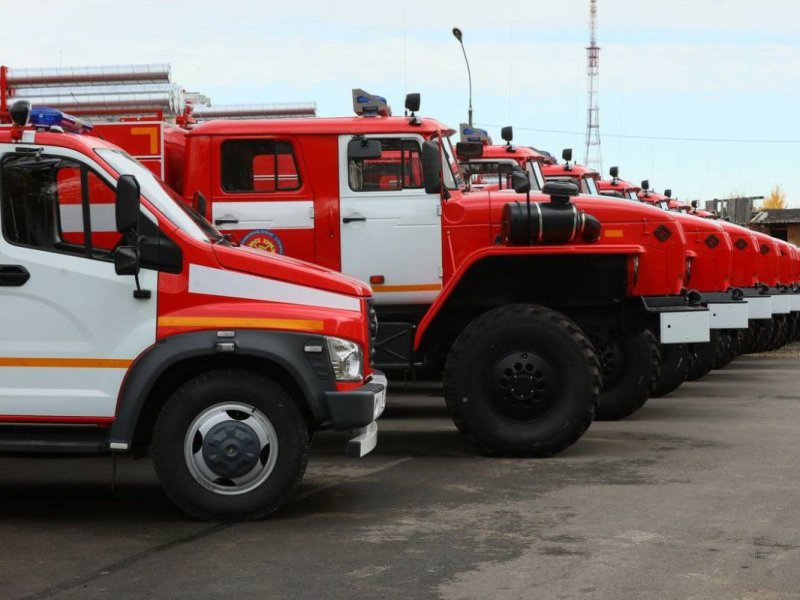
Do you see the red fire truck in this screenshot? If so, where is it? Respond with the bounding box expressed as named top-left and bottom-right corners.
top-left (458, 140), bottom-right (749, 395)
top-left (6, 81), bottom-right (715, 453)
top-left (172, 92), bottom-right (714, 432)
top-left (0, 101), bottom-right (386, 520)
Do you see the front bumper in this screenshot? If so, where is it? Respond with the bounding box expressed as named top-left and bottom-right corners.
top-left (324, 371), bottom-right (387, 458)
top-left (767, 287), bottom-right (792, 315)
top-left (641, 296), bottom-right (710, 344)
top-left (695, 291), bottom-right (749, 330)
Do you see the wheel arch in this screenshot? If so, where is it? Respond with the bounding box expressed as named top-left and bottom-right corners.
top-left (109, 330), bottom-right (335, 452)
top-left (416, 249), bottom-right (631, 357)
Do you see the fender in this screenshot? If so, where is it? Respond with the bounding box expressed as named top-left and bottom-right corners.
top-left (108, 329), bottom-right (337, 447)
top-left (414, 243), bottom-right (644, 349)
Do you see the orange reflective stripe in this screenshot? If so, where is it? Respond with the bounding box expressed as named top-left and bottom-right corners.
top-left (158, 316), bottom-right (325, 331)
top-left (0, 358), bottom-right (132, 368)
top-left (371, 283), bottom-right (442, 293)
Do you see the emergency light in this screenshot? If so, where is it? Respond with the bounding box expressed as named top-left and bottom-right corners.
top-left (29, 106), bottom-right (93, 133)
top-left (352, 89), bottom-right (391, 117)
top-left (459, 123), bottom-right (490, 144)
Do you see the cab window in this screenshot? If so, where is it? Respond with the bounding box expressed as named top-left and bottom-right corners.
top-left (1, 154), bottom-right (121, 258)
top-left (221, 140), bottom-right (301, 193)
top-left (348, 138), bottom-right (423, 192)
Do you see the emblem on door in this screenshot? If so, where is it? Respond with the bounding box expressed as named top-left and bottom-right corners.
top-left (240, 229), bottom-right (285, 254)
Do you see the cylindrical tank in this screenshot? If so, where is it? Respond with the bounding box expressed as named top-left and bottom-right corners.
top-left (6, 64), bottom-right (171, 87)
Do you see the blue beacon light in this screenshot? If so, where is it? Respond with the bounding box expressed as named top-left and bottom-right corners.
top-left (29, 107), bottom-right (93, 133)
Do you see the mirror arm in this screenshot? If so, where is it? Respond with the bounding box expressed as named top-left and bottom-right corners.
top-left (132, 234), bottom-right (151, 300)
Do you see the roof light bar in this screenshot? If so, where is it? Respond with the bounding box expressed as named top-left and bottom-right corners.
top-left (459, 123), bottom-right (491, 144)
top-left (352, 89), bottom-right (391, 117)
top-left (29, 106), bottom-right (93, 133)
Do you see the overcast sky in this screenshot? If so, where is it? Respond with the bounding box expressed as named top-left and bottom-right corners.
top-left (4, 0), bottom-right (800, 206)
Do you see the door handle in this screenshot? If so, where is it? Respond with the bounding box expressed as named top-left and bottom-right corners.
top-left (214, 216), bottom-right (239, 226)
top-left (342, 217), bottom-right (367, 224)
top-left (0, 265), bottom-right (30, 286)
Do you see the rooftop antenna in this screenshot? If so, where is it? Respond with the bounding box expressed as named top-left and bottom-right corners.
top-left (584, 0), bottom-right (602, 171)
top-left (452, 27), bottom-right (473, 126)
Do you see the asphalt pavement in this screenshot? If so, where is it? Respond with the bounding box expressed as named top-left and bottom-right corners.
top-left (1, 346), bottom-right (800, 600)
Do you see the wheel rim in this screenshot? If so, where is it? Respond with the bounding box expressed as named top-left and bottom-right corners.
top-left (593, 334), bottom-right (624, 386)
top-left (490, 351), bottom-right (558, 422)
top-left (183, 402), bottom-right (279, 496)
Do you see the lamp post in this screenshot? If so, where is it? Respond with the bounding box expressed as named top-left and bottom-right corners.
top-left (452, 27), bottom-right (473, 126)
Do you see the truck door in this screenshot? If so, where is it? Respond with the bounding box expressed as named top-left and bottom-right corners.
top-left (0, 145), bottom-right (157, 421)
top-left (210, 138), bottom-right (315, 263)
top-left (338, 134), bottom-right (443, 305)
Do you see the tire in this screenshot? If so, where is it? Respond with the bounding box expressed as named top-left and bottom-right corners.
top-left (152, 369), bottom-right (310, 521)
top-left (718, 330), bottom-right (742, 368)
top-left (711, 332), bottom-right (732, 370)
top-left (748, 320), bottom-right (773, 354)
top-left (651, 342), bottom-right (690, 398)
top-left (443, 304), bottom-right (600, 457)
top-left (687, 330), bottom-right (722, 380)
top-left (591, 329), bottom-right (660, 421)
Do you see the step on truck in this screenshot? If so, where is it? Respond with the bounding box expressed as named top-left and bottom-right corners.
top-left (0, 101), bottom-right (386, 520)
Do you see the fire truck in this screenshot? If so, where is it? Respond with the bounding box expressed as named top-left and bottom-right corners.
top-left (2, 67), bottom-right (712, 453)
top-left (171, 91), bottom-right (715, 434)
top-left (457, 139), bottom-right (750, 397)
top-left (0, 101), bottom-right (386, 520)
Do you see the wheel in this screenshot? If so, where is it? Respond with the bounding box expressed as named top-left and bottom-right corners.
top-left (443, 305), bottom-right (600, 457)
top-left (711, 332), bottom-right (732, 370)
top-left (687, 330), bottom-right (723, 380)
top-left (717, 330), bottom-right (743, 368)
top-left (591, 329), bottom-right (660, 421)
top-left (651, 342), bottom-right (690, 398)
top-left (152, 369), bottom-right (310, 521)
top-left (747, 320), bottom-right (773, 354)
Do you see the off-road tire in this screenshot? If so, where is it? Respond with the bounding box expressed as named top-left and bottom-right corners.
top-left (651, 342), bottom-right (690, 398)
top-left (687, 330), bottom-right (723, 380)
top-left (153, 369), bottom-right (309, 521)
top-left (443, 304), bottom-right (601, 457)
top-left (592, 329), bottom-right (660, 421)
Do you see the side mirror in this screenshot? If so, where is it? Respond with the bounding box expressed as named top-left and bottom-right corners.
top-left (664, 189), bottom-right (672, 198)
top-left (501, 126), bottom-right (513, 142)
top-left (347, 138), bottom-right (382, 160)
top-left (114, 245), bottom-right (140, 276)
top-left (691, 200), bottom-right (699, 208)
top-left (116, 174), bottom-right (140, 234)
top-left (422, 141), bottom-right (444, 195)
top-left (641, 179), bottom-right (650, 191)
top-left (193, 191), bottom-right (207, 217)
top-left (511, 170), bottom-right (531, 194)
top-left (405, 93), bottom-right (421, 113)
top-left (609, 166), bottom-right (619, 178)
top-left (455, 142), bottom-right (483, 158)
top-left (542, 181), bottom-right (579, 204)
top-left (562, 148), bottom-right (573, 162)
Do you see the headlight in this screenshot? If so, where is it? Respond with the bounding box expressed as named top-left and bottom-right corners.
top-left (326, 337), bottom-right (363, 381)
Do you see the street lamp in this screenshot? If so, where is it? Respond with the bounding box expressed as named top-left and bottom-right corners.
top-left (452, 27), bottom-right (473, 126)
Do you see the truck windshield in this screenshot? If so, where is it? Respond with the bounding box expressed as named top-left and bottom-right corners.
top-left (527, 160), bottom-right (545, 191)
top-left (628, 190), bottom-right (640, 201)
top-left (442, 136), bottom-right (464, 189)
top-left (583, 176), bottom-right (599, 195)
top-left (95, 148), bottom-right (222, 243)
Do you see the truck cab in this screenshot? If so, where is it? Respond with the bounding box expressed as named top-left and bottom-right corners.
top-left (0, 102), bottom-right (386, 520)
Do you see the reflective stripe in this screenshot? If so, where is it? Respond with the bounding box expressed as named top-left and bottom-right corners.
top-left (159, 316), bottom-right (324, 331)
top-left (0, 357), bottom-right (132, 368)
top-left (188, 264), bottom-right (362, 312)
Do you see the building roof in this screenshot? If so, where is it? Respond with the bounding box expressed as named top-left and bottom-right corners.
top-left (750, 209), bottom-right (800, 225)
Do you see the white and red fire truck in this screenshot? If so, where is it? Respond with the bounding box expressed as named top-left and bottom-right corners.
top-left (0, 101), bottom-right (386, 520)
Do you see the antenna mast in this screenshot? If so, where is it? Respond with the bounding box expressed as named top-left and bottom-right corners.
top-left (584, 0), bottom-right (602, 171)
